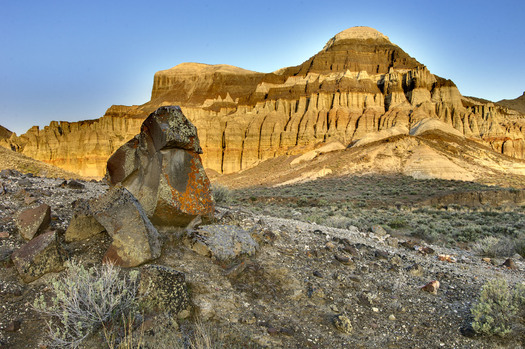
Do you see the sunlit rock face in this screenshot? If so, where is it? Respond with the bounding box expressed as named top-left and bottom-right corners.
top-left (3, 26), bottom-right (525, 177)
top-left (106, 106), bottom-right (214, 228)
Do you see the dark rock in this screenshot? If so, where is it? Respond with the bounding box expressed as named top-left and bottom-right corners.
top-left (502, 258), bottom-right (517, 269)
top-left (374, 250), bottom-right (390, 259)
top-left (267, 327), bottom-right (279, 336)
top-left (106, 106), bottom-right (214, 227)
top-left (15, 203), bottom-right (51, 240)
top-left (65, 199), bottom-right (105, 242)
top-left (60, 180), bottom-right (85, 189)
top-left (335, 254), bottom-right (354, 265)
top-left (17, 178), bottom-right (32, 187)
top-left (421, 280), bottom-right (440, 295)
top-left (11, 231), bottom-right (64, 283)
top-left (90, 185), bottom-right (161, 267)
top-left (460, 323), bottom-right (476, 338)
top-left (0, 169), bottom-right (21, 177)
top-left (138, 265), bottom-right (190, 318)
top-left (5, 320), bottom-right (21, 332)
top-left (313, 270), bottom-right (323, 278)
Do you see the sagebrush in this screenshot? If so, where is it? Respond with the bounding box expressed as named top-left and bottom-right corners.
top-left (471, 279), bottom-right (525, 337)
top-left (33, 260), bottom-right (140, 348)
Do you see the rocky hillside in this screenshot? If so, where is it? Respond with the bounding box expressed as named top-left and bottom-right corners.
top-left (0, 147), bottom-right (82, 179)
top-left (498, 91), bottom-right (525, 114)
top-left (0, 126), bottom-right (12, 142)
top-left (2, 26), bottom-right (525, 178)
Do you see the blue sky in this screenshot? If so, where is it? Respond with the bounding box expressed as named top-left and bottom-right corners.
top-left (1, 0), bottom-right (524, 135)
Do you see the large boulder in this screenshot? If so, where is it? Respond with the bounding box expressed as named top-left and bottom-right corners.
top-left (90, 185), bottom-right (161, 267)
top-left (11, 231), bottom-right (64, 283)
top-left (106, 106), bottom-right (214, 227)
top-left (65, 199), bottom-right (105, 242)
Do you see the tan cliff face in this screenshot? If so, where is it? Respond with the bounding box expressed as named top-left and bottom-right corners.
top-left (2, 26), bottom-right (525, 178)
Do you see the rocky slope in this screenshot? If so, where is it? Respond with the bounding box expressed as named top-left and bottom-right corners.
top-left (3, 26), bottom-right (525, 178)
top-left (498, 91), bottom-right (525, 114)
top-left (0, 147), bottom-right (82, 179)
top-left (0, 126), bottom-right (12, 142)
top-left (1, 171), bottom-right (525, 348)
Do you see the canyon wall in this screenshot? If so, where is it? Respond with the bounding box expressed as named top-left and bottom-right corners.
top-left (3, 27), bottom-right (525, 177)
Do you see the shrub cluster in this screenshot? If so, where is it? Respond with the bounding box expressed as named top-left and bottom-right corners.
top-left (471, 279), bottom-right (525, 337)
top-left (33, 260), bottom-right (140, 348)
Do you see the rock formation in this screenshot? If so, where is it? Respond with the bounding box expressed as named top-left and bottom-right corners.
top-left (106, 106), bottom-right (214, 227)
top-left (3, 26), bottom-right (525, 178)
top-left (0, 125), bottom-right (12, 141)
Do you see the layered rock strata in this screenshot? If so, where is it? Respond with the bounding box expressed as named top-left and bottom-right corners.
top-left (3, 26), bottom-right (525, 177)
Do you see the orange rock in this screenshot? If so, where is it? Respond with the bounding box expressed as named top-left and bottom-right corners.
top-left (421, 280), bottom-right (440, 295)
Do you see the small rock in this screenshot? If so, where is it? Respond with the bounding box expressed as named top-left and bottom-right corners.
top-left (335, 254), bottom-right (354, 265)
top-left (417, 246), bottom-right (435, 255)
top-left (267, 327), bottom-right (279, 336)
top-left (66, 180), bottom-right (85, 189)
top-left (5, 320), bottom-right (21, 332)
top-left (313, 270), bottom-right (323, 278)
top-left (279, 327), bottom-right (294, 336)
top-left (333, 314), bottom-right (353, 334)
top-left (325, 241), bottom-right (336, 250)
top-left (482, 257), bottom-right (493, 264)
top-left (372, 307), bottom-right (379, 312)
top-left (374, 250), bottom-right (389, 260)
top-left (342, 244), bottom-right (359, 256)
top-left (388, 314), bottom-right (396, 321)
top-left (421, 280), bottom-right (440, 295)
top-left (502, 258), bottom-right (517, 270)
top-left (438, 254), bottom-right (456, 263)
top-left (0, 232), bottom-right (9, 239)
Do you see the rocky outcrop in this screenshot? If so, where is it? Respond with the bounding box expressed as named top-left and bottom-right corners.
top-left (0, 126), bottom-right (12, 141)
top-left (4, 26), bottom-right (525, 177)
top-left (106, 106), bottom-right (214, 227)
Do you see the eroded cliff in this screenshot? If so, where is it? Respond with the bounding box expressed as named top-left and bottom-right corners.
top-left (3, 26), bottom-right (525, 177)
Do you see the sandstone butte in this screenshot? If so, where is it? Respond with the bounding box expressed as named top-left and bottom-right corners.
top-left (1, 26), bottom-right (525, 178)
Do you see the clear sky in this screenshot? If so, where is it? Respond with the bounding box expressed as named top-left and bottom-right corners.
top-left (1, 0), bottom-right (524, 135)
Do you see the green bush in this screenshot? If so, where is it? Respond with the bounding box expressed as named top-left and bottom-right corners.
top-left (472, 236), bottom-right (516, 258)
top-left (471, 279), bottom-right (524, 337)
top-left (33, 261), bottom-right (140, 348)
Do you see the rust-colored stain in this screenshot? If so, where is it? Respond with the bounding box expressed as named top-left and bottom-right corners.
top-left (162, 152), bottom-right (214, 217)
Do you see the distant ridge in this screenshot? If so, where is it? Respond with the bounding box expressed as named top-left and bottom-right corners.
top-left (497, 92), bottom-right (525, 114)
top-left (2, 26), bottom-right (525, 184)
